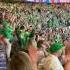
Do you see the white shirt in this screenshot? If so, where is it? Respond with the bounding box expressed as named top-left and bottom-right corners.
top-left (39, 55), bottom-right (64, 70)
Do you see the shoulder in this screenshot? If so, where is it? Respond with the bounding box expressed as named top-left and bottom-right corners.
top-left (44, 55), bottom-right (64, 70)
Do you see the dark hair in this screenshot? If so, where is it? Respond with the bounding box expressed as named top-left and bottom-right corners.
top-left (37, 40), bottom-right (44, 48)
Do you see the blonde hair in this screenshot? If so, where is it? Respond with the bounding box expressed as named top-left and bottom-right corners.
top-left (10, 51), bottom-right (33, 70)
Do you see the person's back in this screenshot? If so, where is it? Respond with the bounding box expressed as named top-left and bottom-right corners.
top-left (64, 39), bottom-right (70, 70)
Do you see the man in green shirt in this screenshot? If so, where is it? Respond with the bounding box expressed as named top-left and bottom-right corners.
top-left (16, 25), bottom-right (35, 50)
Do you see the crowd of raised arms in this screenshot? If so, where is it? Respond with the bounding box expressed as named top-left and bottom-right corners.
top-left (0, 4), bottom-right (70, 70)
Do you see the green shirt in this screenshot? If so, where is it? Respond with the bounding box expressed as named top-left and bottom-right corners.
top-left (17, 29), bottom-right (31, 47)
top-left (0, 19), bottom-right (13, 40)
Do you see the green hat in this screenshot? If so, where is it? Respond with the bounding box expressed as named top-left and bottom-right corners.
top-left (48, 42), bottom-right (63, 53)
